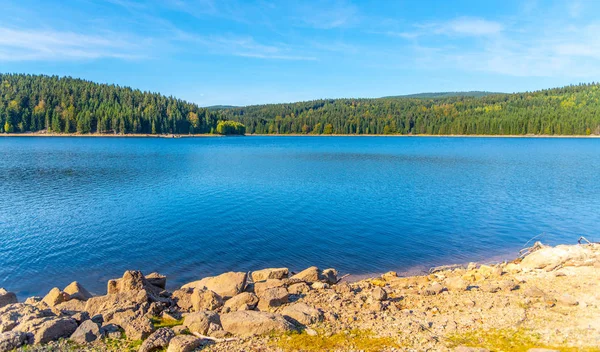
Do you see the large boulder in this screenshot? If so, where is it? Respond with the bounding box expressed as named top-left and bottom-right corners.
top-left (107, 270), bottom-right (164, 298)
top-left (220, 310), bottom-right (294, 336)
top-left (280, 303), bottom-right (323, 326)
top-left (70, 319), bottom-right (103, 344)
top-left (321, 269), bottom-right (338, 284)
top-left (251, 268), bottom-right (289, 282)
top-left (288, 283), bottom-right (310, 295)
top-left (138, 327), bottom-right (175, 352)
top-left (0, 290), bottom-right (17, 309)
top-left (64, 282), bottom-right (93, 301)
top-left (166, 335), bottom-right (204, 352)
top-left (42, 288), bottom-right (70, 307)
top-left (521, 244), bottom-right (598, 271)
top-left (13, 317), bottom-right (77, 344)
top-left (254, 279), bottom-right (286, 296)
top-left (183, 311), bottom-right (221, 335)
top-left (257, 287), bottom-right (289, 311)
top-left (145, 273), bottom-right (167, 290)
top-left (290, 267), bottom-right (320, 283)
top-left (171, 288), bottom-right (194, 312)
top-left (222, 292), bottom-right (259, 313)
top-left (191, 289), bottom-right (223, 312)
top-left (84, 290), bottom-right (148, 320)
top-left (110, 309), bottom-right (154, 340)
top-left (182, 272), bottom-right (247, 299)
top-left (0, 331), bottom-right (31, 352)
top-left (0, 303), bottom-right (54, 333)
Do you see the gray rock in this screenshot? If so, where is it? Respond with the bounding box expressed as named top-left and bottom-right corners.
top-left (100, 323), bottom-right (122, 339)
top-left (14, 317), bottom-right (77, 344)
top-left (0, 290), bottom-right (17, 309)
top-left (71, 312), bottom-right (91, 325)
top-left (70, 319), bottom-right (103, 344)
top-left (138, 327), bottom-right (175, 352)
top-left (0, 303), bottom-right (54, 333)
top-left (110, 309), bottom-right (154, 340)
top-left (166, 335), bottom-right (204, 352)
top-left (220, 310), bottom-right (294, 336)
top-left (0, 331), bottom-right (31, 352)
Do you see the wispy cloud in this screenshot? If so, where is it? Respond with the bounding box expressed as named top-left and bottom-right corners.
top-left (0, 27), bottom-right (145, 61)
top-left (387, 17), bottom-right (504, 39)
top-left (293, 0), bottom-right (359, 29)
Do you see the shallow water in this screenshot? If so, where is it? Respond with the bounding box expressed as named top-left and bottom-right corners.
top-left (1, 136), bottom-right (599, 297)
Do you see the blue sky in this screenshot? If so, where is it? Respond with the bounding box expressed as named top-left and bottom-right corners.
top-left (1, 0), bottom-right (599, 106)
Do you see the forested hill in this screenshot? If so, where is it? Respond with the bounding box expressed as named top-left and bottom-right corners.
top-left (1, 73), bottom-right (599, 135)
top-left (221, 84), bottom-right (600, 135)
top-left (383, 91), bottom-right (499, 99)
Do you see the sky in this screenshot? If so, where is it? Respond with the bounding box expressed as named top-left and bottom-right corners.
top-left (1, 0), bottom-right (599, 106)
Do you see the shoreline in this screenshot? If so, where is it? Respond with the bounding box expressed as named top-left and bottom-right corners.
top-left (1, 132), bottom-right (600, 138)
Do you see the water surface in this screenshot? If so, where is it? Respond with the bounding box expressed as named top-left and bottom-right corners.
top-left (1, 136), bottom-right (598, 297)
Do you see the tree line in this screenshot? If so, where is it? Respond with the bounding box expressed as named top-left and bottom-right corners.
top-left (1, 73), bottom-right (599, 136)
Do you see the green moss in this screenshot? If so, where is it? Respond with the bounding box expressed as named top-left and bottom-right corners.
top-left (151, 316), bottom-right (184, 328)
top-left (275, 329), bottom-right (399, 352)
top-left (447, 328), bottom-right (600, 352)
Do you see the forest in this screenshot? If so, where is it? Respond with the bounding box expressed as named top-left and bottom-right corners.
top-left (1, 73), bottom-right (599, 136)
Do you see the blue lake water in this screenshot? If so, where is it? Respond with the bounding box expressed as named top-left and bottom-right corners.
top-left (1, 136), bottom-right (599, 298)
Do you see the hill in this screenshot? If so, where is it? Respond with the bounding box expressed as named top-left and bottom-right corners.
top-left (1, 73), bottom-right (599, 135)
top-left (384, 91), bottom-right (501, 99)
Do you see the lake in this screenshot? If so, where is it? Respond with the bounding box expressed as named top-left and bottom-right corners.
top-left (1, 136), bottom-right (599, 298)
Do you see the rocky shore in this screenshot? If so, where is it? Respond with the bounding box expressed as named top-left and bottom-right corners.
top-left (1, 242), bottom-right (599, 352)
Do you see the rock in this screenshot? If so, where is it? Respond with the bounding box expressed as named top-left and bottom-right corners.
top-left (84, 290), bottom-right (148, 318)
top-left (23, 297), bottom-right (41, 305)
top-left (423, 282), bottom-right (444, 296)
top-left (444, 277), bottom-right (469, 291)
top-left (138, 327), bottom-right (175, 352)
top-left (557, 294), bottom-right (578, 306)
top-left (70, 312), bottom-right (90, 325)
top-left (0, 290), bottom-right (17, 309)
top-left (64, 282), bottom-right (93, 301)
top-left (100, 323), bottom-right (122, 339)
top-left (321, 269), bottom-right (338, 284)
top-left (145, 273), bottom-right (167, 290)
top-left (70, 319), bottom-right (103, 344)
top-left (251, 268), bottom-right (289, 282)
top-left (333, 282), bottom-right (352, 294)
top-left (504, 263), bottom-right (521, 273)
top-left (479, 283), bottom-right (501, 293)
top-left (110, 309), bottom-right (154, 340)
top-left (42, 287), bottom-right (70, 307)
top-left (14, 317), bottom-right (77, 344)
top-left (183, 311), bottom-right (220, 335)
top-left (223, 292), bottom-right (259, 313)
top-left (0, 303), bottom-right (54, 333)
top-left (166, 335), bottom-right (204, 352)
top-left (281, 303), bottom-right (323, 326)
top-left (311, 282), bottom-right (329, 290)
top-left (498, 279), bottom-right (519, 291)
top-left (182, 272), bottom-right (247, 299)
top-left (305, 327), bottom-right (318, 336)
top-left (523, 286), bottom-right (545, 298)
top-left (455, 347), bottom-right (490, 352)
top-left (521, 244), bottom-right (596, 271)
top-left (171, 325), bottom-right (188, 335)
top-left (171, 288), bottom-right (194, 311)
top-left (55, 299), bottom-right (87, 314)
top-left (91, 314), bottom-right (104, 325)
top-left (371, 287), bottom-right (388, 301)
top-left (290, 267), bottom-right (320, 283)
top-left (527, 349), bottom-right (560, 352)
top-left (0, 331), bottom-right (31, 352)
top-left (254, 279), bottom-right (285, 296)
top-left (257, 287), bottom-right (289, 311)
top-left (220, 310), bottom-right (294, 336)
top-left (288, 283), bottom-right (311, 295)
top-left (191, 289), bottom-right (223, 312)
top-left (107, 270), bottom-right (163, 300)
top-left (381, 271), bottom-right (398, 281)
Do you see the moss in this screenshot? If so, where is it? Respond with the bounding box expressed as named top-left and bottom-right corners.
top-left (275, 329), bottom-right (399, 352)
top-left (151, 316), bottom-right (184, 328)
top-left (447, 328), bottom-right (600, 352)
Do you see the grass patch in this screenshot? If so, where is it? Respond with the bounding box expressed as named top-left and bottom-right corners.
top-left (275, 329), bottom-right (398, 352)
top-left (151, 316), bottom-right (184, 328)
top-left (447, 328), bottom-right (600, 352)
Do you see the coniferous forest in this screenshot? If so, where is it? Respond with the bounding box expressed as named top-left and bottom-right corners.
top-left (1, 73), bottom-right (600, 136)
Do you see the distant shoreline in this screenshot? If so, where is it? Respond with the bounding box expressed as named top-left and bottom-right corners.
top-left (1, 132), bottom-right (600, 138)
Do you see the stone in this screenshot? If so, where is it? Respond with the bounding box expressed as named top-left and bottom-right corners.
top-left (139, 327), bottom-right (175, 352)
top-left (311, 282), bottom-right (329, 290)
top-left (166, 335), bottom-right (203, 352)
top-left (371, 287), bottom-right (388, 301)
top-left (108, 270), bottom-right (159, 296)
top-left (183, 311), bottom-right (220, 335)
top-left (280, 303), bottom-right (323, 326)
top-left (288, 283), bottom-right (311, 295)
top-left (254, 279), bottom-right (286, 296)
top-left (145, 273), bottom-right (167, 290)
top-left (100, 323), bottom-right (122, 339)
top-left (479, 283), bottom-right (501, 293)
top-left (257, 287), bottom-right (289, 311)
top-left (423, 282), bottom-right (444, 296)
top-left (223, 292), bottom-right (259, 313)
top-left (523, 286), bottom-right (545, 298)
top-left (64, 282), bottom-right (93, 301)
top-left (91, 314), bottom-right (104, 325)
top-left (70, 319), bottom-right (103, 344)
top-left (70, 312), bottom-right (90, 325)
top-left (171, 325), bottom-right (188, 335)
top-left (110, 309), bottom-right (154, 340)
top-left (557, 294), bottom-right (578, 306)
top-left (23, 297), bottom-right (41, 305)
top-left (220, 310), bottom-right (294, 336)
top-left (520, 244), bottom-right (596, 271)
top-left (14, 317), bottom-right (77, 344)
top-left (55, 299), bottom-right (87, 314)
top-left (171, 288), bottom-right (194, 311)
top-left (290, 267), bottom-right (320, 283)
top-left (321, 269), bottom-right (338, 284)
top-left (444, 277), bottom-right (469, 291)
top-left (42, 287), bottom-right (70, 307)
top-left (0, 331), bottom-right (31, 352)
top-left (455, 347), bottom-right (490, 352)
top-left (182, 272), bottom-right (247, 299)
top-left (333, 282), bottom-right (352, 294)
top-left (190, 289), bottom-right (223, 312)
top-left (0, 290), bottom-right (17, 309)
top-left (251, 268), bottom-right (289, 282)
top-left (84, 290), bottom-right (148, 318)
top-left (381, 271), bottom-right (398, 281)
top-left (0, 303), bottom-right (54, 333)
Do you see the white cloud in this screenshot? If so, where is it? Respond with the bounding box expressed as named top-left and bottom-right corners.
top-left (443, 17), bottom-right (503, 36)
top-left (0, 27), bottom-right (144, 61)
